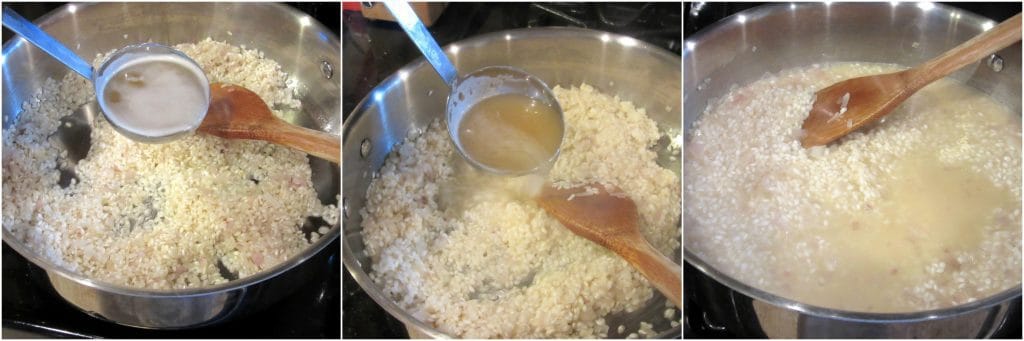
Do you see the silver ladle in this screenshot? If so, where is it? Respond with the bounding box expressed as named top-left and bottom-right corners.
top-left (381, 0), bottom-right (565, 176)
top-left (2, 6), bottom-right (210, 143)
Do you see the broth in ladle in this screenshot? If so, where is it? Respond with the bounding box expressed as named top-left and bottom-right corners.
top-left (457, 93), bottom-right (563, 174)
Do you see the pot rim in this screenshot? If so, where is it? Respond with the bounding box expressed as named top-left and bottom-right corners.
top-left (685, 250), bottom-right (1022, 323)
top-left (342, 26), bottom-right (682, 338)
top-left (683, 2), bottom-right (1023, 323)
top-left (1, 2), bottom-right (342, 298)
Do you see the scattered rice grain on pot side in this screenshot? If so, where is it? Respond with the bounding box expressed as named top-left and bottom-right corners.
top-left (2, 39), bottom-right (338, 290)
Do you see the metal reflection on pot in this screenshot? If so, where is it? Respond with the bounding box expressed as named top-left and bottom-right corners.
top-left (683, 2), bottom-right (1021, 338)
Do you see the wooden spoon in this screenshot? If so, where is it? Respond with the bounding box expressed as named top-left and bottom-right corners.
top-left (200, 83), bottom-right (340, 163)
top-left (800, 13), bottom-right (1022, 148)
top-left (536, 182), bottom-right (682, 307)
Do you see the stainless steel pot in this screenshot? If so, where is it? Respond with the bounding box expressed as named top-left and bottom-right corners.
top-left (683, 3), bottom-right (1022, 338)
top-left (342, 27), bottom-right (682, 338)
top-left (1, 3), bottom-right (340, 329)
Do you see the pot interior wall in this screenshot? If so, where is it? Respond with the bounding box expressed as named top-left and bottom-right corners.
top-left (3, 3), bottom-right (340, 134)
top-left (681, 2), bottom-right (1023, 331)
top-left (344, 28), bottom-right (681, 271)
top-left (684, 3), bottom-right (1022, 137)
top-left (0, 3), bottom-right (341, 328)
top-left (3, 2), bottom-right (341, 215)
top-left (342, 28), bottom-right (682, 338)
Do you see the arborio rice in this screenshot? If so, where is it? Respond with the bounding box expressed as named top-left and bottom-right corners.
top-left (685, 62), bottom-right (1021, 312)
top-left (2, 39), bottom-right (338, 289)
top-left (360, 84), bottom-right (681, 338)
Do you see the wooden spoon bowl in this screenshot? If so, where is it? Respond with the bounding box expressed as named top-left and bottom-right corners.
top-left (200, 83), bottom-right (340, 163)
top-left (801, 13), bottom-right (1022, 148)
top-left (536, 182), bottom-right (682, 307)
top-left (801, 70), bottom-right (917, 147)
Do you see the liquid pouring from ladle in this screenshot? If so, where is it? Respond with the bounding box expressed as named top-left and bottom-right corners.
top-left (382, 0), bottom-right (565, 176)
top-left (383, 1), bottom-right (681, 307)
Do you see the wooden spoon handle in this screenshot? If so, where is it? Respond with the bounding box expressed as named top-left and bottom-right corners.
top-left (912, 12), bottom-right (1022, 88)
top-left (266, 121), bottom-right (341, 164)
top-left (618, 237), bottom-right (682, 308)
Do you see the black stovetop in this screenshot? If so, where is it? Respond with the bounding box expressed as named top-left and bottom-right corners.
top-left (1, 3), bottom-right (341, 338)
top-left (682, 2), bottom-right (1022, 339)
top-left (341, 2), bottom-right (681, 338)
top-left (342, 2), bottom-right (681, 121)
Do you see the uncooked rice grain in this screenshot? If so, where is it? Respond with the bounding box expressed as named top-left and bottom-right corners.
top-left (361, 84), bottom-right (681, 338)
top-left (2, 39), bottom-right (338, 289)
top-left (685, 62), bottom-right (1021, 312)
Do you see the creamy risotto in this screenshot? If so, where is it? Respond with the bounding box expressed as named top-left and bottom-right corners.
top-left (685, 62), bottom-right (1021, 312)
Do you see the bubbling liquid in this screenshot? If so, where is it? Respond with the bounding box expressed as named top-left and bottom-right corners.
top-left (97, 53), bottom-right (209, 139)
top-left (457, 94), bottom-right (562, 173)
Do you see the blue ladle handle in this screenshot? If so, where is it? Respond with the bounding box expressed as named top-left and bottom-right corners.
top-left (381, 0), bottom-right (458, 86)
top-left (2, 6), bottom-right (93, 79)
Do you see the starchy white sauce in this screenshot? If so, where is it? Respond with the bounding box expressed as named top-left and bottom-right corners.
top-left (685, 62), bottom-right (1021, 313)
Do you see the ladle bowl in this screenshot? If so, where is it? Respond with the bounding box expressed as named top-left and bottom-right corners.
top-left (446, 66), bottom-right (565, 175)
top-left (2, 6), bottom-right (211, 143)
top-left (343, 27), bottom-right (682, 339)
top-left (1, 2), bottom-right (341, 329)
top-left (93, 42), bottom-right (211, 143)
top-left (383, 0), bottom-right (566, 175)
